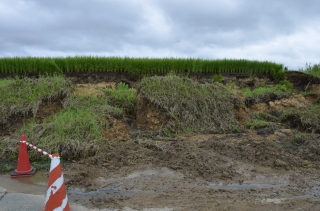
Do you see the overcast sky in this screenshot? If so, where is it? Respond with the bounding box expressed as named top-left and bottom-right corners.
top-left (1, 0), bottom-right (319, 70)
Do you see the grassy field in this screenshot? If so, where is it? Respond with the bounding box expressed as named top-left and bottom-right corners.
top-left (0, 57), bottom-right (285, 79)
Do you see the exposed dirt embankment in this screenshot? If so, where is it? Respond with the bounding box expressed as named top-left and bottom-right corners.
top-left (285, 71), bottom-right (320, 90)
top-left (250, 93), bottom-right (309, 113)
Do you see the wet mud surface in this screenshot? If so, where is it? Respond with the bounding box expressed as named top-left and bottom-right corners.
top-left (55, 133), bottom-right (320, 210)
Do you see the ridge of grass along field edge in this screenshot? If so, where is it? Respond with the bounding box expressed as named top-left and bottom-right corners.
top-left (0, 57), bottom-right (285, 80)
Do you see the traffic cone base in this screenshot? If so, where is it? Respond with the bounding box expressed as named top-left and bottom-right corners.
top-left (11, 134), bottom-right (36, 178)
top-left (10, 168), bottom-right (36, 178)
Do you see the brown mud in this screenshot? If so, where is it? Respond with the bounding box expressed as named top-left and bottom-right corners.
top-left (1, 72), bottom-right (320, 210)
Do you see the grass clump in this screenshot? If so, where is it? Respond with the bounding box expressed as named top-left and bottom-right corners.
top-left (0, 79), bottom-right (14, 87)
top-left (254, 112), bottom-right (280, 122)
top-left (242, 80), bottom-right (293, 106)
top-left (213, 74), bottom-right (223, 83)
top-left (245, 119), bottom-right (275, 129)
top-left (242, 80), bottom-right (292, 98)
top-left (5, 94), bottom-right (124, 161)
top-left (280, 105), bottom-right (320, 132)
top-left (293, 133), bottom-right (311, 145)
top-left (100, 82), bottom-right (137, 116)
top-left (0, 76), bottom-right (71, 124)
top-left (139, 75), bottom-right (240, 134)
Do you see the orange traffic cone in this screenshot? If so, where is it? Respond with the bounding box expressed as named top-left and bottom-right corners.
top-left (10, 134), bottom-right (36, 178)
top-left (41, 153), bottom-right (72, 211)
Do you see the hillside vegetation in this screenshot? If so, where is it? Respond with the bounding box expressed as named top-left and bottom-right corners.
top-left (0, 65), bottom-right (319, 163)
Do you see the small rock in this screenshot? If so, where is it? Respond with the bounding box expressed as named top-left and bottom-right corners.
top-left (274, 159), bottom-right (287, 167)
top-left (257, 127), bottom-right (274, 136)
top-left (266, 135), bottom-right (277, 142)
top-left (80, 172), bottom-right (88, 177)
top-left (274, 131), bottom-right (287, 138)
top-left (278, 129), bottom-right (294, 137)
top-left (115, 162), bottom-right (123, 167)
top-left (269, 102), bottom-right (275, 107)
top-left (222, 171), bottom-right (230, 178)
top-left (102, 163), bottom-right (109, 167)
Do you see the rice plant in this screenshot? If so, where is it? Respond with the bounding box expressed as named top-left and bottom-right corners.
top-left (0, 57), bottom-right (285, 79)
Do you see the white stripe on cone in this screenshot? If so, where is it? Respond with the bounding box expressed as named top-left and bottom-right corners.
top-left (44, 154), bottom-right (71, 211)
top-left (45, 175), bottom-right (64, 204)
top-left (49, 156), bottom-right (60, 172)
top-left (53, 195), bottom-right (68, 211)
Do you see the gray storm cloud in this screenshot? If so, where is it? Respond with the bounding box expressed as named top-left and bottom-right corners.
top-left (0, 0), bottom-right (320, 69)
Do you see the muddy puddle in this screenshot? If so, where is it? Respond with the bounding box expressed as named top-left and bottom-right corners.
top-left (0, 170), bottom-right (47, 195)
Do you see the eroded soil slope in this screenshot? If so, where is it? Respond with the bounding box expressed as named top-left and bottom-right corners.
top-left (1, 72), bottom-right (320, 210)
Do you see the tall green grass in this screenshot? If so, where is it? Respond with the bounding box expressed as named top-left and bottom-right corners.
top-left (0, 57), bottom-right (285, 79)
top-left (299, 63), bottom-right (320, 78)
